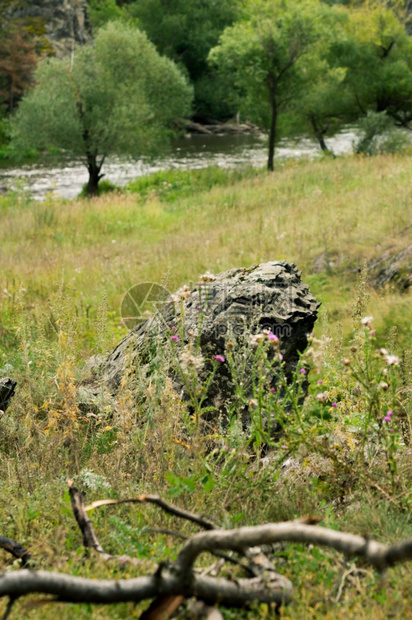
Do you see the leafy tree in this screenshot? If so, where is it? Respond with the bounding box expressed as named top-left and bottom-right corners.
top-left (12, 22), bottom-right (193, 196)
top-left (332, 4), bottom-right (412, 124)
top-left (0, 0), bottom-right (51, 113)
top-left (89, 0), bottom-right (239, 118)
top-left (209, 0), bottom-right (332, 170)
top-left (0, 27), bottom-right (38, 113)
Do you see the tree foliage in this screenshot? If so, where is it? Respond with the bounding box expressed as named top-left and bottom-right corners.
top-left (89, 0), bottom-right (239, 118)
top-left (209, 0), bottom-right (332, 169)
top-left (0, 0), bottom-right (51, 113)
top-left (12, 22), bottom-right (193, 196)
top-left (333, 4), bottom-right (412, 126)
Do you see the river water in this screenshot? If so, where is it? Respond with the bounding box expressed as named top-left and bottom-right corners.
top-left (0, 128), bottom-right (357, 201)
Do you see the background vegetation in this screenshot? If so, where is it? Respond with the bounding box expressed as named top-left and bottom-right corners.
top-left (1, 0), bottom-right (412, 617)
top-left (1, 154), bottom-right (412, 617)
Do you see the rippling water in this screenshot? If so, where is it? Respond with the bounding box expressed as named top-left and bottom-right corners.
top-left (0, 128), bottom-right (357, 201)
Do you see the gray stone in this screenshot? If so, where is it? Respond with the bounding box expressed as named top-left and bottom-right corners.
top-left (0, 378), bottom-right (17, 413)
top-left (369, 244), bottom-right (412, 291)
top-left (102, 262), bottom-right (320, 425)
top-left (10, 0), bottom-right (92, 58)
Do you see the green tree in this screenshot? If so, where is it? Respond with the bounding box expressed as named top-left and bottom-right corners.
top-left (12, 22), bottom-right (193, 196)
top-left (89, 0), bottom-right (239, 118)
top-left (333, 5), bottom-right (412, 124)
top-left (288, 6), bottom-right (353, 153)
top-left (209, 0), bottom-right (331, 170)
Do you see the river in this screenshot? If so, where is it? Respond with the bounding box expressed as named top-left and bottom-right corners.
top-left (0, 128), bottom-right (357, 201)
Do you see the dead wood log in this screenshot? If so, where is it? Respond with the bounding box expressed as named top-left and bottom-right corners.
top-left (6, 489), bottom-right (412, 613)
top-left (0, 537), bottom-right (30, 566)
top-left (68, 480), bottom-right (144, 568)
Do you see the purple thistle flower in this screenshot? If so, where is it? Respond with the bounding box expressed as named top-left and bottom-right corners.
top-left (299, 368), bottom-right (307, 375)
top-left (388, 429), bottom-right (394, 434)
top-left (170, 335), bottom-right (179, 342)
top-left (270, 387), bottom-right (276, 394)
top-left (278, 353), bottom-right (283, 361)
top-left (268, 331), bottom-right (279, 342)
top-left (213, 355), bottom-right (225, 363)
top-left (383, 416), bottom-right (391, 422)
top-left (171, 326), bottom-right (177, 332)
top-left (331, 402), bottom-right (338, 408)
top-left (317, 379), bottom-right (323, 385)
top-left (387, 410), bottom-right (393, 417)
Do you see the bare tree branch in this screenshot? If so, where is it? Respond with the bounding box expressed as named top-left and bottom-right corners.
top-left (85, 494), bottom-right (217, 530)
top-left (0, 537), bottom-right (30, 566)
top-left (68, 480), bottom-right (144, 568)
top-left (0, 569), bottom-right (292, 607)
top-left (174, 522), bottom-right (393, 575)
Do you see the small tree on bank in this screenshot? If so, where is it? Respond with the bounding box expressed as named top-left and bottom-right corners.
top-left (12, 22), bottom-right (193, 196)
top-left (209, 0), bottom-right (327, 171)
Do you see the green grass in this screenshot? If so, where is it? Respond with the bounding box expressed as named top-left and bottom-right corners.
top-left (0, 154), bottom-right (412, 618)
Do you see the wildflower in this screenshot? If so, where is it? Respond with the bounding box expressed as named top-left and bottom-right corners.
top-left (299, 368), bottom-right (307, 375)
top-left (331, 402), bottom-right (338, 408)
top-left (267, 331), bottom-right (279, 344)
top-left (176, 284), bottom-right (191, 300)
top-left (383, 416), bottom-right (392, 422)
top-left (361, 316), bottom-right (373, 327)
top-left (317, 379), bottom-right (323, 385)
top-left (179, 348), bottom-right (204, 373)
top-left (200, 271), bottom-right (216, 282)
top-left (388, 429), bottom-right (394, 434)
top-left (379, 348), bottom-right (388, 356)
top-left (379, 381), bottom-right (389, 391)
top-left (278, 353), bottom-right (283, 361)
top-left (350, 346), bottom-right (358, 353)
top-left (385, 354), bottom-right (400, 366)
top-left (387, 409), bottom-right (393, 417)
top-left (316, 391), bottom-right (329, 403)
top-left (248, 398), bottom-right (258, 408)
top-left (213, 354), bottom-right (225, 363)
top-left (196, 306), bottom-right (201, 311)
top-left (369, 330), bottom-right (376, 337)
top-left (222, 445), bottom-right (228, 451)
top-left (171, 326), bottom-right (177, 331)
top-left (270, 387), bottom-right (276, 394)
top-left (249, 333), bottom-right (266, 347)
top-left (170, 335), bottom-right (179, 342)
top-left (343, 358), bottom-right (351, 366)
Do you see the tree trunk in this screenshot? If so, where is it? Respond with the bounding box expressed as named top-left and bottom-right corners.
top-left (310, 116), bottom-right (331, 154)
top-left (267, 99), bottom-right (277, 172)
top-left (86, 154), bottom-right (104, 197)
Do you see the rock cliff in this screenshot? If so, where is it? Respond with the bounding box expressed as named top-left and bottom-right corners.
top-left (11, 0), bottom-right (92, 57)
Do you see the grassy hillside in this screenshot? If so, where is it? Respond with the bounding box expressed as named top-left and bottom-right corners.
top-left (0, 154), bottom-right (411, 618)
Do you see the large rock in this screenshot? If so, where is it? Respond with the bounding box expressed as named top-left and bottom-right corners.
top-left (10, 0), bottom-right (92, 58)
top-left (0, 378), bottom-right (16, 413)
top-left (102, 262), bottom-right (320, 425)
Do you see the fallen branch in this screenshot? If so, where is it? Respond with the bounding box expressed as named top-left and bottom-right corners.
top-left (68, 480), bottom-right (143, 568)
top-left (0, 537), bottom-right (30, 566)
top-left (6, 488), bottom-right (412, 615)
top-left (85, 494), bottom-right (217, 530)
top-left (0, 568), bottom-right (291, 607)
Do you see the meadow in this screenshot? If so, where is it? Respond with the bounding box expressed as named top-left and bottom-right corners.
top-left (0, 153), bottom-right (411, 618)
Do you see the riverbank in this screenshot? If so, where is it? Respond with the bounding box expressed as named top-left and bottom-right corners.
top-left (1, 155), bottom-right (412, 619)
top-left (0, 129), bottom-right (358, 200)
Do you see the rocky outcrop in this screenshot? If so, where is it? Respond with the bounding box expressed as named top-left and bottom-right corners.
top-left (102, 262), bottom-right (320, 425)
top-left (369, 244), bottom-right (412, 291)
top-left (10, 0), bottom-right (92, 58)
top-left (0, 378), bottom-right (16, 413)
